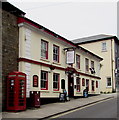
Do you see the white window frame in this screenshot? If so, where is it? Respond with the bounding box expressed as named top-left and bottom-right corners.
top-left (53, 73), bottom-right (59, 91)
top-left (106, 77), bottom-right (112, 87)
top-left (41, 71), bottom-right (48, 90)
top-left (41, 40), bottom-right (48, 59)
top-left (102, 42), bottom-right (107, 52)
top-left (85, 58), bottom-right (89, 72)
top-left (53, 45), bottom-right (59, 62)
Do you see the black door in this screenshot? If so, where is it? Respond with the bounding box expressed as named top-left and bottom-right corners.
top-left (68, 74), bottom-right (74, 97)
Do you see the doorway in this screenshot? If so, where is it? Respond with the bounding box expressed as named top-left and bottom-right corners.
top-left (86, 79), bottom-right (89, 91)
top-left (68, 74), bottom-right (74, 97)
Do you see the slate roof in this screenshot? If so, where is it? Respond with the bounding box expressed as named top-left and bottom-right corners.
top-left (72, 34), bottom-right (118, 44)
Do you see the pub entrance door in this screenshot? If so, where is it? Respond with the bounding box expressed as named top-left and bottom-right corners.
top-left (68, 74), bottom-right (74, 97)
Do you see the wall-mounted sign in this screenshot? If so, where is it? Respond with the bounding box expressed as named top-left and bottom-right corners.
top-left (66, 50), bottom-right (75, 64)
top-left (33, 75), bottom-right (38, 87)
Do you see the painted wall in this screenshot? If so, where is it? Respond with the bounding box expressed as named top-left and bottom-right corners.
top-left (18, 23), bottom-right (101, 98)
top-left (79, 39), bottom-right (116, 92)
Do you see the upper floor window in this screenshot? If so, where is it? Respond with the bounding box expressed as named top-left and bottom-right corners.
top-left (41, 40), bottom-right (48, 59)
top-left (53, 45), bottom-right (59, 62)
top-left (107, 77), bottom-right (111, 87)
top-left (76, 54), bottom-right (80, 69)
top-left (85, 58), bottom-right (89, 72)
top-left (91, 61), bottom-right (94, 69)
top-left (102, 42), bottom-right (107, 52)
top-left (41, 71), bottom-right (48, 90)
top-left (53, 73), bottom-right (60, 91)
top-left (90, 61), bottom-right (95, 74)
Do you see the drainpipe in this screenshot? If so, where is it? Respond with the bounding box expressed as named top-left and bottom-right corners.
top-left (111, 39), bottom-right (114, 92)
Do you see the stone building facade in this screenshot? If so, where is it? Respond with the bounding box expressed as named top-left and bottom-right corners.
top-left (2, 2), bottom-right (25, 110)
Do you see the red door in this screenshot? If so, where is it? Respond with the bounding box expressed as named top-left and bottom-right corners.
top-left (68, 74), bottom-right (74, 97)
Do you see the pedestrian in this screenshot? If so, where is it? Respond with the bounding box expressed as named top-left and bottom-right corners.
top-left (63, 89), bottom-right (67, 102)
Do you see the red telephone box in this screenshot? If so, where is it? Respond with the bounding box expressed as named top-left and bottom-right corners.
top-left (6, 71), bottom-right (26, 111)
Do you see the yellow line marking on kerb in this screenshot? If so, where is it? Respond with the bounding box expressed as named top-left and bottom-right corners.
top-left (49, 97), bottom-right (114, 119)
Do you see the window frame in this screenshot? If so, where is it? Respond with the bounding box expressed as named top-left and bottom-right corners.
top-left (91, 61), bottom-right (94, 69)
top-left (92, 80), bottom-right (95, 91)
top-left (107, 77), bottom-right (112, 87)
top-left (41, 39), bottom-right (48, 59)
top-left (85, 58), bottom-right (89, 72)
top-left (96, 81), bottom-right (98, 88)
top-left (102, 42), bottom-right (107, 52)
top-left (86, 79), bottom-right (89, 91)
top-left (76, 77), bottom-right (80, 92)
top-left (53, 73), bottom-right (60, 91)
top-left (41, 71), bottom-right (48, 90)
top-left (53, 44), bottom-right (59, 63)
top-left (76, 54), bottom-right (80, 69)
top-left (82, 78), bottom-right (85, 86)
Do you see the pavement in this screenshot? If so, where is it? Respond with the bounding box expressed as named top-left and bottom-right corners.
top-left (2, 93), bottom-right (117, 119)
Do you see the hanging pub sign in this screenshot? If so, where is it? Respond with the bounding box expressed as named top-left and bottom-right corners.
top-left (66, 50), bottom-right (75, 64)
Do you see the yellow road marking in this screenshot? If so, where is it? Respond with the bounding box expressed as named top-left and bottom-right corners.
top-left (49, 97), bottom-right (114, 119)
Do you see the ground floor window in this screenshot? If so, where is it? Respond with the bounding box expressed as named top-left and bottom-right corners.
top-left (92, 80), bottom-right (95, 91)
top-left (107, 77), bottom-right (111, 87)
top-left (76, 77), bottom-right (80, 92)
top-left (82, 78), bottom-right (85, 86)
top-left (53, 73), bottom-right (60, 91)
top-left (41, 71), bottom-right (48, 90)
top-left (86, 79), bottom-right (89, 91)
top-left (96, 81), bottom-right (98, 88)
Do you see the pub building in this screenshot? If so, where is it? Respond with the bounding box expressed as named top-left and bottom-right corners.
top-left (17, 17), bottom-right (103, 102)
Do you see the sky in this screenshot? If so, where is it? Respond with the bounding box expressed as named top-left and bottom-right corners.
top-left (7, 0), bottom-right (118, 40)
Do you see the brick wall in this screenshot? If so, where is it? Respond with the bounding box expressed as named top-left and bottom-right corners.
top-left (2, 9), bottom-right (19, 110)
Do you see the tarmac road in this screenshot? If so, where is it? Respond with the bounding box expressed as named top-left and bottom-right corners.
top-left (51, 97), bottom-right (118, 119)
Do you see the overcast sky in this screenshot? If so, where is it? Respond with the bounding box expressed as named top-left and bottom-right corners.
top-left (8, 0), bottom-right (118, 40)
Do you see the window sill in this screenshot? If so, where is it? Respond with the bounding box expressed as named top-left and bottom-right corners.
top-left (40, 58), bottom-right (50, 62)
top-left (76, 68), bottom-right (81, 71)
top-left (85, 71), bottom-right (89, 74)
top-left (91, 91), bottom-right (95, 93)
top-left (40, 90), bottom-right (50, 93)
top-left (53, 91), bottom-right (60, 93)
top-left (53, 62), bottom-right (61, 65)
top-left (101, 50), bottom-right (107, 52)
top-left (106, 86), bottom-right (112, 88)
top-left (76, 92), bottom-right (82, 94)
